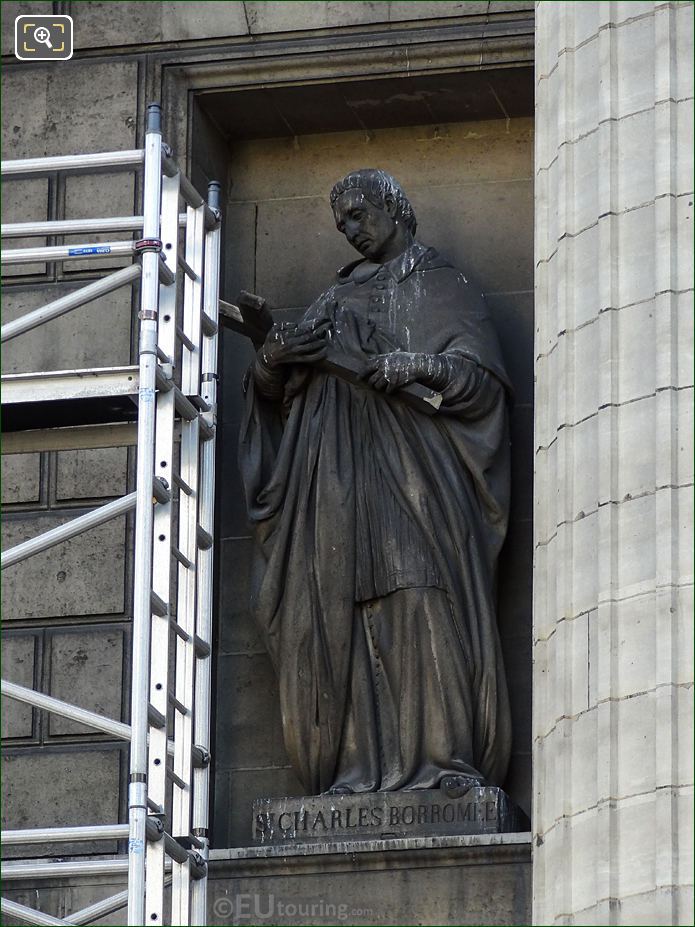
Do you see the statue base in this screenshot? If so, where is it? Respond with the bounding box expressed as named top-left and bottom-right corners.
top-left (252, 787), bottom-right (529, 845)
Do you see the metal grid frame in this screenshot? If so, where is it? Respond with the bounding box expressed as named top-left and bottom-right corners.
top-left (0, 102), bottom-right (222, 926)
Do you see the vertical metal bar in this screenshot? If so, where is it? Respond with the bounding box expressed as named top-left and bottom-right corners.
top-left (128, 101), bottom-right (162, 927)
top-left (171, 200), bottom-right (206, 926)
top-left (190, 182), bottom-right (221, 927)
top-left (145, 167), bottom-right (181, 927)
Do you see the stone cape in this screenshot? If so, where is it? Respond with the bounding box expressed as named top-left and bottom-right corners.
top-left (253, 788), bottom-right (529, 845)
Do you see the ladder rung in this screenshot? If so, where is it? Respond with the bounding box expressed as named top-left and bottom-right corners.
top-left (174, 389), bottom-right (200, 422)
top-left (168, 613), bottom-right (191, 642)
top-left (150, 590), bottom-right (168, 617)
top-left (196, 525), bottom-right (213, 550)
top-left (177, 253), bottom-right (198, 280)
top-left (168, 690), bottom-right (189, 716)
top-left (194, 635), bottom-right (211, 659)
top-left (201, 313), bottom-right (218, 336)
top-left (187, 394), bottom-right (210, 413)
top-left (156, 346), bottom-right (172, 364)
top-left (172, 472), bottom-right (193, 496)
top-left (192, 745), bottom-right (211, 768)
top-left (148, 798), bottom-right (164, 814)
top-left (176, 325), bottom-right (195, 351)
top-left (158, 255), bottom-right (175, 285)
top-left (165, 766), bottom-right (187, 790)
top-left (171, 546), bottom-right (193, 569)
top-left (152, 477), bottom-right (171, 504)
top-left (148, 704), bottom-right (166, 729)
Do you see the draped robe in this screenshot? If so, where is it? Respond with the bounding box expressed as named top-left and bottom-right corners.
top-left (239, 242), bottom-right (512, 795)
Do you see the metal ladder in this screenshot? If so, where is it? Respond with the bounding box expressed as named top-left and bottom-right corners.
top-left (0, 102), bottom-right (221, 926)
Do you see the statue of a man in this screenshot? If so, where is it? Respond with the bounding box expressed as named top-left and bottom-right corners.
top-left (239, 169), bottom-right (512, 796)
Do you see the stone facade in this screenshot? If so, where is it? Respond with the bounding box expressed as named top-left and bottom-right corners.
top-left (533, 2), bottom-right (694, 924)
top-left (1, 1), bottom-right (692, 924)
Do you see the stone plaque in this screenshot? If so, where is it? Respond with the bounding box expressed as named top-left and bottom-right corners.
top-left (253, 787), bottom-right (529, 845)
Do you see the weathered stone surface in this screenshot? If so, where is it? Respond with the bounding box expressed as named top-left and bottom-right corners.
top-left (207, 835), bottom-right (532, 925)
top-left (47, 627), bottom-right (124, 736)
top-left (533, 3), bottom-right (694, 923)
top-left (253, 788), bottom-right (529, 845)
top-left (1, 513), bottom-right (126, 619)
top-left (1, 453), bottom-right (41, 505)
top-left (0, 284), bottom-right (132, 374)
top-left (55, 446), bottom-right (129, 501)
top-left (1, 1), bottom-right (52, 55)
top-left (1, 178), bottom-right (49, 277)
top-left (1, 746), bottom-right (123, 858)
top-left (1, 634), bottom-right (37, 739)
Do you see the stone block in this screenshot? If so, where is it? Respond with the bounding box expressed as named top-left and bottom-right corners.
top-left (63, 173), bottom-right (136, 273)
top-left (568, 35), bottom-right (599, 142)
top-left (676, 192), bottom-right (694, 293)
top-left (2, 179), bottom-right (49, 277)
top-left (228, 119), bottom-right (534, 204)
top-left (1, 512), bottom-right (126, 619)
top-left (615, 13), bottom-right (658, 120)
top-left (0, 283), bottom-right (133, 374)
top-left (222, 201), bottom-right (257, 306)
top-left (254, 195), bottom-right (356, 309)
top-left (1, 747), bottom-right (123, 858)
top-left (55, 446), bottom-right (129, 501)
top-left (570, 1), bottom-right (602, 48)
top-left (162, 2), bottom-right (248, 40)
top-left (208, 836), bottom-right (532, 926)
top-left (214, 653), bottom-right (289, 770)
top-left (674, 0), bottom-right (694, 101)
top-left (598, 492), bottom-right (656, 601)
top-left (598, 394), bottom-right (656, 505)
top-left (1, 453), bottom-right (41, 505)
top-left (218, 537), bottom-right (264, 655)
top-left (71, 0), bottom-right (162, 47)
top-left (1, 66), bottom-right (49, 159)
top-left (1, 1), bottom-right (52, 55)
top-left (1, 634), bottom-right (37, 739)
top-left (535, 612), bottom-right (590, 744)
top-left (44, 60), bottom-right (137, 158)
top-left (485, 291), bottom-right (534, 405)
top-left (47, 627), bottom-right (124, 736)
top-left (214, 765), bottom-right (306, 849)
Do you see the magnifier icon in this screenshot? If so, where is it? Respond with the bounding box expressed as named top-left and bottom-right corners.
top-left (34, 25), bottom-right (53, 49)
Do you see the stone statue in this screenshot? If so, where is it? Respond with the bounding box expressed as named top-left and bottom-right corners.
top-left (238, 169), bottom-right (512, 796)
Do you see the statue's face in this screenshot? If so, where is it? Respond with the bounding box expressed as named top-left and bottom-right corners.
top-left (333, 189), bottom-right (397, 262)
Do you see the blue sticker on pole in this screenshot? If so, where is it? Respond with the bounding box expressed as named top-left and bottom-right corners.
top-left (128, 837), bottom-right (144, 854)
top-left (68, 245), bottom-right (112, 256)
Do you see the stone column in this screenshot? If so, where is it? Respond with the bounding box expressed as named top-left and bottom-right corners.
top-left (533, 2), bottom-right (693, 924)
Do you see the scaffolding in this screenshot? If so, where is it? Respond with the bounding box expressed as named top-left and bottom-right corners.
top-left (0, 102), bottom-right (221, 926)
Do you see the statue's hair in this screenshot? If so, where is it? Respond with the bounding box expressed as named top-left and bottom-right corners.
top-left (330, 169), bottom-right (417, 234)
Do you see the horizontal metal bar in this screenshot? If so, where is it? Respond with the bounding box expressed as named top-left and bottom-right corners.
top-left (176, 324), bottom-right (195, 351)
top-left (151, 590), bottom-right (168, 617)
top-left (1, 857), bottom-right (130, 880)
top-left (1, 215), bottom-right (188, 238)
top-left (177, 253), bottom-right (198, 280)
top-left (1, 149), bottom-right (144, 179)
top-left (1, 422), bottom-right (138, 455)
top-left (168, 690), bottom-right (189, 716)
top-left (196, 525), bottom-right (213, 550)
top-left (169, 614), bottom-right (191, 643)
top-left (161, 156), bottom-right (218, 228)
top-left (173, 472), bottom-right (193, 496)
top-left (1, 824), bottom-right (129, 845)
top-left (1, 492), bottom-right (137, 569)
top-left (172, 546), bottom-right (193, 569)
top-left (0, 897), bottom-right (74, 926)
top-left (1, 216), bottom-right (144, 238)
top-left (69, 877), bottom-right (172, 926)
top-left (166, 766), bottom-right (188, 790)
top-left (0, 264), bottom-right (141, 343)
top-left (1, 680), bottom-right (132, 741)
top-left (159, 254), bottom-right (175, 285)
top-left (1, 365), bottom-right (139, 405)
top-left (201, 312), bottom-right (219, 336)
top-left (194, 635), bottom-right (211, 659)
top-left (2, 681), bottom-right (177, 760)
top-left (148, 703), bottom-right (166, 729)
top-left (2, 240), bottom-right (134, 266)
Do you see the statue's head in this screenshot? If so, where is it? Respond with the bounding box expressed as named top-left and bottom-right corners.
top-left (330, 169), bottom-right (417, 263)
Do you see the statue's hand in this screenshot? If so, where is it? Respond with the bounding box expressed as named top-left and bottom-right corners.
top-left (260, 320), bottom-right (330, 369)
top-left (365, 352), bottom-right (430, 393)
